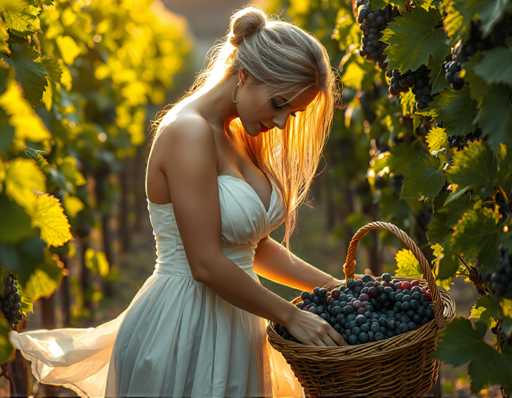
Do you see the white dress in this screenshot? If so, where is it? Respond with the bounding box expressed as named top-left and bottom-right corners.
top-left (9, 174), bottom-right (305, 397)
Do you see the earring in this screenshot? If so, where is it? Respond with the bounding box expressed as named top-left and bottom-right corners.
top-left (232, 81), bottom-right (240, 104)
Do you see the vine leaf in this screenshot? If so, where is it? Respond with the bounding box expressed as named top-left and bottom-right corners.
top-left (425, 87), bottom-right (478, 136)
top-left (451, 203), bottom-right (500, 273)
top-left (381, 8), bottom-right (449, 73)
top-left (473, 47), bottom-right (512, 86)
top-left (434, 318), bottom-right (512, 394)
top-left (474, 84), bottom-right (512, 152)
top-left (443, 0), bottom-right (509, 41)
top-left (389, 142), bottom-right (445, 203)
top-left (4, 40), bottom-right (47, 106)
top-left (447, 140), bottom-right (497, 192)
top-left (395, 249), bottom-right (422, 277)
top-left (31, 193), bottom-right (72, 247)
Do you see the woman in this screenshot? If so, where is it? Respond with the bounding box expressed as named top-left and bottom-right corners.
top-left (9, 6), bottom-right (344, 397)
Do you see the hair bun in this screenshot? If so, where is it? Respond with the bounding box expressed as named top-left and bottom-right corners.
top-left (229, 7), bottom-right (267, 47)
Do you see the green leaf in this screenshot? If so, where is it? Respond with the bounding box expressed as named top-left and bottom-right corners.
top-left (381, 8), bottom-right (449, 73)
top-left (389, 142), bottom-right (446, 203)
top-left (471, 295), bottom-right (500, 327)
top-left (4, 39), bottom-right (47, 106)
top-left (474, 84), bottom-right (512, 152)
top-left (443, 0), bottom-right (509, 41)
top-left (473, 47), bottom-right (512, 85)
top-left (447, 140), bottom-right (497, 193)
top-left (438, 248), bottom-right (460, 279)
top-left (435, 318), bottom-right (493, 366)
top-left (0, 195), bottom-right (33, 243)
top-left (0, 312), bottom-right (13, 363)
top-left (427, 87), bottom-right (478, 136)
top-left (23, 250), bottom-right (65, 301)
top-left (451, 203), bottom-right (500, 273)
top-left (468, 351), bottom-right (512, 394)
top-left (428, 190), bottom-right (472, 243)
top-left (436, 317), bottom-right (512, 393)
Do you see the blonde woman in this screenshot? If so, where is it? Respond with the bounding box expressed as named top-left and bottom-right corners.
top-left (10, 6), bottom-right (344, 397)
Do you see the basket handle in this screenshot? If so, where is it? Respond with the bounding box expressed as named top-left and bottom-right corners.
top-left (342, 221), bottom-right (445, 328)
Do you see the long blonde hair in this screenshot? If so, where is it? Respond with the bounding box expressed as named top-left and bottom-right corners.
top-left (149, 6), bottom-right (336, 251)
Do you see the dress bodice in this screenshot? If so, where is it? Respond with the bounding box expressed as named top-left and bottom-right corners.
top-left (146, 175), bottom-right (285, 277)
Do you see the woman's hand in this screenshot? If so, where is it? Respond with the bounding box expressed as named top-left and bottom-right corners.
top-left (320, 275), bottom-right (343, 290)
top-left (284, 307), bottom-right (347, 346)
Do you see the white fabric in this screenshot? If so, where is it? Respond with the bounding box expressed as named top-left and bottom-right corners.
top-left (9, 174), bottom-right (305, 397)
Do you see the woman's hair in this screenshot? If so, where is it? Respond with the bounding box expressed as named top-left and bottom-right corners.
top-left (149, 6), bottom-right (337, 252)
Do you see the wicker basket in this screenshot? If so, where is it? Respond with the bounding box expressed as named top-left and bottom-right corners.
top-left (267, 221), bottom-right (456, 398)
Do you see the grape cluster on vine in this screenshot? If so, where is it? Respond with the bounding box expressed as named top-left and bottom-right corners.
top-left (275, 273), bottom-right (434, 345)
top-left (356, 0), bottom-right (400, 69)
top-left (484, 249), bottom-right (512, 299)
top-left (386, 65), bottom-right (433, 109)
top-left (447, 129), bottom-right (482, 150)
top-left (443, 15), bottom-right (512, 90)
top-left (496, 190), bottom-right (511, 222)
top-left (1, 273), bottom-right (24, 329)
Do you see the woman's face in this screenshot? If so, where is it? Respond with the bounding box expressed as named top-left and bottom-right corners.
top-left (235, 71), bottom-right (319, 136)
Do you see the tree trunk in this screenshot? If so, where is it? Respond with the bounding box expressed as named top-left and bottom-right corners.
top-left (134, 146), bottom-right (147, 231)
top-left (59, 254), bottom-right (72, 326)
top-left (79, 236), bottom-right (93, 318)
top-left (119, 160), bottom-right (132, 253)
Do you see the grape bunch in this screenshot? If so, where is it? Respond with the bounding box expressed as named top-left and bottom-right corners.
top-left (443, 16), bottom-right (512, 90)
top-left (275, 273), bottom-right (435, 345)
top-left (447, 129), bottom-right (482, 150)
top-left (356, 1), bottom-right (400, 69)
top-left (443, 60), bottom-right (464, 90)
top-left (386, 65), bottom-right (433, 109)
top-left (496, 190), bottom-right (511, 222)
top-left (0, 273), bottom-right (24, 328)
top-left (485, 249), bottom-right (512, 299)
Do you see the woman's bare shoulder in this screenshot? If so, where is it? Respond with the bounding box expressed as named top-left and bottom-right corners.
top-left (153, 111), bottom-right (216, 166)
top-left (157, 111), bottom-right (213, 143)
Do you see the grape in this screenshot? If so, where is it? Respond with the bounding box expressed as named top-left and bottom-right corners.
top-left (386, 65), bottom-right (433, 109)
top-left (447, 129), bottom-right (482, 150)
top-left (275, 272), bottom-right (436, 344)
top-left (485, 248), bottom-right (512, 299)
top-left (357, 1), bottom-right (400, 69)
top-left (0, 273), bottom-right (25, 329)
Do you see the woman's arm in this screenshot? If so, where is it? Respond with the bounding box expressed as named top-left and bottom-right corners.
top-left (253, 236), bottom-right (343, 292)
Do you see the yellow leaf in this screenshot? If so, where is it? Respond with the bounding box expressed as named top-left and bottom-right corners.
top-left (85, 248), bottom-right (109, 277)
top-left (42, 77), bottom-right (52, 111)
top-left (59, 61), bottom-right (72, 90)
top-left (0, 158), bottom-right (4, 190)
top-left (56, 35), bottom-right (81, 65)
top-left (342, 62), bottom-right (365, 91)
top-left (5, 158), bottom-right (45, 211)
top-left (501, 299), bottom-right (512, 318)
top-left (0, 0), bottom-right (27, 13)
top-left (395, 249), bottom-right (422, 277)
top-left (0, 22), bottom-right (9, 54)
top-left (23, 253), bottom-right (66, 302)
top-left (63, 195), bottom-right (84, 217)
top-left (61, 8), bottom-right (77, 27)
top-left (0, 80), bottom-right (51, 144)
top-left (426, 127), bottom-right (448, 154)
top-left (58, 156), bottom-right (86, 186)
top-left (31, 193), bottom-right (72, 247)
